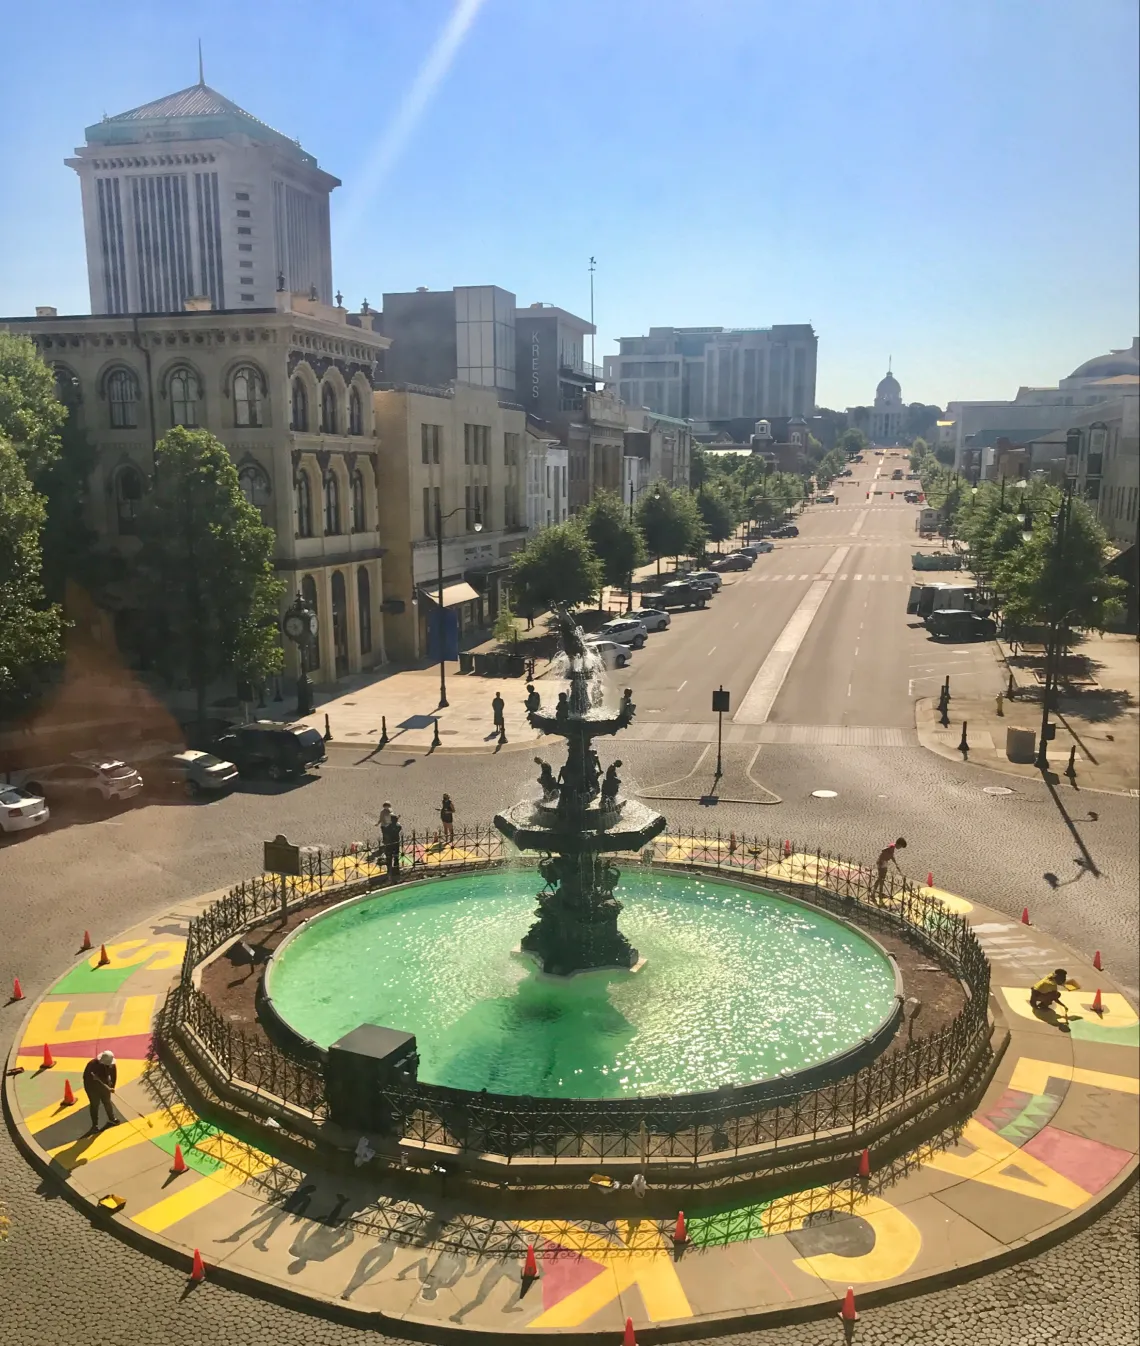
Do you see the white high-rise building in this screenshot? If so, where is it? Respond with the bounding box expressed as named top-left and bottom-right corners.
top-left (67, 79), bottom-right (339, 315)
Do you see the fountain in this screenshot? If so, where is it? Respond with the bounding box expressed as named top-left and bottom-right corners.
top-left (492, 608), bottom-right (667, 975)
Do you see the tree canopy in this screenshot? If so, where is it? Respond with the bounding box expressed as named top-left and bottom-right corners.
top-left (636, 482), bottom-right (705, 567)
top-left (135, 427), bottom-right (284, 724)
top-left (838, 427), bottom-right (868, 457)
top-left (580, 489), bottom-right (646, 588)
top-left (697, 487), bottom-right (737, 548)
top-left (0, 332), bottom-right (66, 478)
top-left (0, 435), bottom-right (64, 719)
top-left (510, 519), bottom-right (604, 615)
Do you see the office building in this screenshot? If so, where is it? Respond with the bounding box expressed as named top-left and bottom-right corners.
top-left (67, 78), bottom-right (338, 315)
top-left (603, 324), bottom-right (818, 427)
top-left (380, 286), bottom-right (519, 396)
top-left (2, 293), bottom-right (391, 686)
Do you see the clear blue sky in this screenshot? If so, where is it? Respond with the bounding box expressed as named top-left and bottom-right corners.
top-left (1, 0), bottom-right (1136, 410)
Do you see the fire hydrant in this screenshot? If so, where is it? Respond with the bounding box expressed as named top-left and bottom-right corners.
top-left (995, 692), bottom-right (1004, 717)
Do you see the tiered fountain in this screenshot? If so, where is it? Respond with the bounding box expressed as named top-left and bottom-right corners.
top-left (493, 608), bottom-right (667, 975)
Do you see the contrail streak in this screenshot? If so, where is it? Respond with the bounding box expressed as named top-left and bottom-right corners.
top-left (338, 0), bottom-right (487, 238)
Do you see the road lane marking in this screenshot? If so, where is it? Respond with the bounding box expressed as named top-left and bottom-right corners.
top-left (677, 681), bottom-right (687, 692)
top-left (733, 546), bottom-right (850, 725)
top-left (855, 573), bottom-right (863, 580)
top-left (850, 510), bottom-right (868, 536)
top-left (707, 647), bottom-right (717, 656)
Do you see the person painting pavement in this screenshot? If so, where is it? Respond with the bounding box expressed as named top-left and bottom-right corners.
top-left (872, 837), bottom-right (907, 902)
top-left (1030, 967), bottom-right (1079, 1014)
top-left (82, 1050), bottom-right (118, 1132)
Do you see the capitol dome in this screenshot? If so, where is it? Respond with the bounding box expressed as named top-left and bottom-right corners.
top-left (1065, 338), bottom-right (1138, 384)
top-left (875, 368), bottom-right (901, 405)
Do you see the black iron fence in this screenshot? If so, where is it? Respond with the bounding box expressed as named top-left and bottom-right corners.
top-left (168, 828), bottom-right (992, 1165)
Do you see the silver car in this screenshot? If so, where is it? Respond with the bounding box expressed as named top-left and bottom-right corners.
top-left (19, 758), bottom-right (144, 807)
top-left (0, 786), bottom-right (49, 837)
top-left (584, 638), bottom-right (632, 669)
top-left (152, 750), bottom-right (240, 797)
top-left (598, 617), bottom-right (649, 648)
top-left (630, 607), bottom-right (670, 632)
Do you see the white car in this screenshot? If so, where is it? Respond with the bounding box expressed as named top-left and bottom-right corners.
top-left (0, 786), bottom-right (49, 836)
top-left (584, 639), bottom-right (632, 669)
top-left (598, 618), bottom-right (649, 648)
top-left (688, 570), bottom-right (723, 592)
top-left (630, 607), bottom-right (670, 632)
top-left (18, 758), bottom-right (145, 807)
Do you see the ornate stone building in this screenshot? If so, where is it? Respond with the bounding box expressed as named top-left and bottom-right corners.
top-left (0, 292), bottom-right (391, 688)
top-left (868, 365), bottom-right (904, 444)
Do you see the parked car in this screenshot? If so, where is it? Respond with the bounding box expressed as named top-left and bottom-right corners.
top-left (18, 758), bottom-right (144, 807)
top-left (0, 786), bottom-right (49, 837)
top-left (740, 539), bottom-right (774, 555)
top-left (149, 750), bottom-right (240, 797)
top-left (640, 581), bottom-right (709, 610)
top-left (771, 523), bottom-right (799, 538)
top-left (927, 610), bottom-right (998, 641)
top-left (710, 553), bottom-right (751, 572)
top-left (584, 638), bottom-right (632, 669)
top-left (209, 721), bottom-right (327, 781)
top-left (179, 717), bottom-right (244, 753)
top-left (727, 549), bottom-right (755, 564)
top-left (598, 617), bottom-right (649, 648)
top-left (816, 492), bottom-right (836, 504)
top-left (629, 607), bottom-right (670, 631)
top-left (687, 570), bottom-right (723, 591)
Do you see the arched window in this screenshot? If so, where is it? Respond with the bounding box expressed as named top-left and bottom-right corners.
top-left (301, 574), bottom-right (320, 671)
top-left (296, 469), bottom-right (314, 538)
top-left (233, 366), bottom-right (264, 427)
top-left (348, 386), bottom-right (364, 436)
top-left (107, 368), bottom-right (139, 428)
top-left (324, 470), bottom-right (341, 535)
top-left (54, 365), bottom-right (81, 411)
top-left (291, 378), bottom-right (309, 432)
top-left (114, 464), bottom-right (145, 535)
top-left (169, 367), bottom-right (200, 427)
top-left (239, 463), bottom-right (272, 522)
top-left (351, 469), bottom-right (366, 532)
top-left (357, 567), bottom-right (372, 655)
top-left (320, 383), bottom-right (338, 435)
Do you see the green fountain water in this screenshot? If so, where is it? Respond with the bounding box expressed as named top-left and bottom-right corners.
top-left (266, 869), bottom-right (897, 1099)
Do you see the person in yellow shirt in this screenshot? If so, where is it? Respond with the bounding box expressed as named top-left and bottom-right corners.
top-left (1030, 968), bottom-right (1078, 1012)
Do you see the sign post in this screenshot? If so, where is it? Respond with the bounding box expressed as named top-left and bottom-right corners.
top-left (711, 686), bottom-right (730, 779)
top-left (264, 834), bottom-right (301, 921)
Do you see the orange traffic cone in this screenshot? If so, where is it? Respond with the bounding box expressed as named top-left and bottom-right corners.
top-left (41, 1043), bottom-right (54, 1069)
top-left (858, 1147), bottom-right (871, 1179)
top-left (1090, 989), bottom-right (1104, 1016)
top-left (190, 1248), bottom-right (206, 1282)
top-left (11, 976), bottom-right (24, 1001)
top-left (1093, 950), bottom-right (1103, 971)
top-left (784, 839), bottom-right (792, 857)
top-left (839, 1285), bottom-right (858, 1322)
top-left (96, 943), bottom-right (111, 967)
top-left (62, 1079), bottom-right (76, 1106)
top-left (674, 1210), bottom-right (688, 1245)
top-left (522, 1243), bottom-right (538, 1279)
top-left (80, 930), bottom-right (93, 951)
top-left (1021, 907), bottom-right (1030, 925)
top-left (623, 1318), bottom-right (637, 1346)
top-left (171, 1143), bottom-right (189, 1175)
top-left (926, 871), bottom-right (934, 888)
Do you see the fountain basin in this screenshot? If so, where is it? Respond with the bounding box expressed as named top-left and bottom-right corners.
top-left (494, 796), bottom-right (667, 854)
top-left (264, 868), bottom-right (902, 1101)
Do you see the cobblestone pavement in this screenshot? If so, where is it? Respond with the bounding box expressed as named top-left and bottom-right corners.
top-left (2, 740), bottom-right (1138, 1343)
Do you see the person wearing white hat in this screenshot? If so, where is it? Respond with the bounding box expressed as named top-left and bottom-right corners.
top-left (82, 1049), bottom-right (119, 1131)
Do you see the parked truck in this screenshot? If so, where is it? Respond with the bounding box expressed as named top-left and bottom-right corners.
top-left (906, 583), bottom-right (993, 621)
top-left (639, 580), bottom-right (710, 611)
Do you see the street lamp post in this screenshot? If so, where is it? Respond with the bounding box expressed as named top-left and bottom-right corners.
top-left (626, 474), bottom-right (636, 613)
top-left (428, 499), bottom-right (482, 709)
top-left (282, 591), bottom-right (318, 717)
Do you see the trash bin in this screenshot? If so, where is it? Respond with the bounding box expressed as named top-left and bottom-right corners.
top-left (458, 652), bottom-right (475, 674)
top-left (504, 654), bottom-right (525, 678)
top-left (1006, 727), bottom-right (1036, 763)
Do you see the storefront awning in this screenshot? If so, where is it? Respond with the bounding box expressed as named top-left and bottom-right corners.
top-left (418, 581), bottom-right (480, 609)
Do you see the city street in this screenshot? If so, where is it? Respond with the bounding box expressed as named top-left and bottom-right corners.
top-left (2, 452), bottom-right (1137, 1346)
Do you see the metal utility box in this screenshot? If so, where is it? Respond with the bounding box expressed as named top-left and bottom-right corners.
top-left (325, 1024), bottom-right (419, 1133)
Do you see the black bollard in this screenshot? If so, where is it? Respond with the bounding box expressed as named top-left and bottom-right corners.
top-left (379, 715), bottom-right (388, 747)
top-left (1007, 669), bottom-right (1016, 699)
top-left (958, 720), bottom-right (969, 756)
top-left (1066, 745), bottom-right (1077, 780)
top-left (323, 712), bottom-right (332, 742)
top-left (938, 692), bottom-right (950, 728)
top-left (431, 717), bottom-right (442, 748)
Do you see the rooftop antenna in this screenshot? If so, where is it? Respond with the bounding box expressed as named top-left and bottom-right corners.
top-left (588, 256), bottom-right (596, 379)
top-left (198, 39), bottom-right (205, 86)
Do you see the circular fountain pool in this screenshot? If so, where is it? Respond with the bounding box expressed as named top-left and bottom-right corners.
top-left (265, 870), bottom-right (899, 1099)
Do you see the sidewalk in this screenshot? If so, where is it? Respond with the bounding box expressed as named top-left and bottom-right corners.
top-left (916, 632), bottom-right (1139, 794)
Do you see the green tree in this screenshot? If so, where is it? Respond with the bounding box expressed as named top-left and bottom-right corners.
top-left (636, 482), bottom-right (705, 572)
top-left (580, 489), bottom-right (646, 590)
top-left (135, 427), bottom-right (284, 726)
top-left (838, 427), bottom-right (868, 458)
top-left (996, 495), bottom-right (1126, 634)
top-left (0, 333), bottom-right (66, 478)
top-left (697, 487), bottom-right (737, 550)
top-left (689, 445), bottom-right (710, 491)
top-left (0, 436), bottom-right (64, 719)
top-left (492, 600), bottom-right (517, 644)
top-left (510, 520), bottom-right (604, 616)
top-left (816, 448), bottom-right (846, 487)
